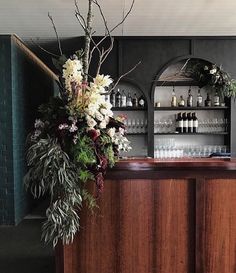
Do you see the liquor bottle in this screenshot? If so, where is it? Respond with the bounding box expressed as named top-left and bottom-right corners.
top-left (115, 88), bottom-right (121, 107)
top-left (178, 95), bottom-right (185, 107)
top-left (197, 88), bottom-right (203, 107)
top-left (121, 90), bottom-right (127, 107)
top-left (182, 112), bottom-right (188, 133)
top-left (192, 112), bottom-right (198, 133)
top-left (132, 93), bottom-right (138, 107)
top-left (187, 112), bottom-right (193, 133)
top-left (138, 95), bottom-right (145, 107)
top-left (187, 87), bottom-right (193, 107)
top-left (127, 92), bottom-right (133, 107)
top-left (205, 93), bottom-right (212, 107)
top-left (213, 90), bottom-right (220, 106)
top-left (110, 89), bottom-right (116, 107)
top-left (171, 86), bottom-right (177, 107)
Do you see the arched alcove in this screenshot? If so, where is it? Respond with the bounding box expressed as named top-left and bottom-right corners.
top-left (112, 78), bottom-right (149, 157)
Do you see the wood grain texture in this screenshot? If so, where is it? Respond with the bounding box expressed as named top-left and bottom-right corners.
top-left (196, 179), bottom-right (236, 273)
top-left (153, 179), bottom-right (195, 273)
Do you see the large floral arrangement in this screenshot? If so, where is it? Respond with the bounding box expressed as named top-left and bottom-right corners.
top-left (24, 52), bottom-right (131, 247)
top-left (187, 61), bottom-right (236, 98)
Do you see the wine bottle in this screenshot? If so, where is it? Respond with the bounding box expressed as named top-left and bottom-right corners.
top-left (187, 87), bottom-right (193, 107)
top-left (205, 93), bottom-right (211, 107)
top-left (132, 93), bottom-right (138, 107)
top-left (183, 112), bottom-right (188, 133)
top-left (171, 86), bottom-right (177, 107)
top-left (127, 92), bottom-right (133, 107)
top-left (213, 90), bottom-right (220, 106)
top-left (187, 112), bottom-right (193, 133)
top-left (197, 88), bottom-right (203, 107)
top-left (121, 90), bottom-right (127, 107)
top-left (192, 112), bottom-right (198, 133)
top-left (115, 88), bottom-right (121, 107)
top-left (178, 95), bottom-right (185, 107)
top-left (176, 113), bottom-right (183, 133)
top-left (138, 95), bottom-right (145, 107)
top-left (110, 89), bottom-right (116, 107)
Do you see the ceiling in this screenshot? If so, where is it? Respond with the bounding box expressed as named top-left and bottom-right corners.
top-left (1, 0), bottom-right (236, 44)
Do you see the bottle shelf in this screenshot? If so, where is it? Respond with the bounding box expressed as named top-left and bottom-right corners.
top-left (127, 133), bottom-right (148, 135)
top-left (156, 80), bottom-right (199, 86)
top-left (154, 106), bottom-right (228, 111)
top-left (112, 107), bottom-right (147, 111)
top-left (154, 132), bottom-right (229, 135)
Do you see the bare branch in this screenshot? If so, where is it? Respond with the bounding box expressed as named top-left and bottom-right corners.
top-left (88, 0), bottom-right (135, 73)
top-left (48, 13), bottom-right (63, 56)
top-left (105, 61), bottom-right (141, 94)
top-left (110, 0), bottom-right (135, 33)
top-left (30, 39), bottom-right (60, 58)
top-left (83, 0), bottom-right (93, 81)
top-left (74, 0), bottom-right (87, 30)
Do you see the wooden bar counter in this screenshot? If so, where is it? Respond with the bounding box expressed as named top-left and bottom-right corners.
top-left (56, 158), bottom-right (236, 273)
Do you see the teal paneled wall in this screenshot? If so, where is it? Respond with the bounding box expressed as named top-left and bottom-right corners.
top-left (0, 36), bottom-right (14, 224)
top-left (0, 35), bottom-right (55, 225)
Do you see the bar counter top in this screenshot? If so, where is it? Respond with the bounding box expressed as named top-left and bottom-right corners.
top-left (106, 157), bottom-right (236, 179)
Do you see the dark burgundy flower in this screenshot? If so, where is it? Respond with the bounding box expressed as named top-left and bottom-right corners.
top-left (87, 129), bottom-right (100, 141)
top-left (107, 117), bottom-right (125, 130)
top-left (95, 172), bottom-right (104, 197)
top-left (98, 155), bottom-right (108, 171)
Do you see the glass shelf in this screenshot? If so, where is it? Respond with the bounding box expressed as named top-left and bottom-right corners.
top-left (154, 132), bottom-right (229, 135)
top-left (112, 107), bottom-right (147, 111)
top-left (156, 80), bottom-right (199, 86)
top-left (154, 106), bottom-right (229, 111)
top-left (127, 133), bottom-right (147, 135)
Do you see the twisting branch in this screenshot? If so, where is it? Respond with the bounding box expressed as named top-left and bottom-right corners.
top-left (83, 0), bottom-right (93, 81)
top-left (88, 0), bottom-right (135, 74)
top-left (74, 0), bottom-right (87, 31)
top-left (48, 13), bottom-right (63, 56)
top-left (30, 39), bottom-right (60, 58)
top-left (105, 61), bottom-right (141, 94)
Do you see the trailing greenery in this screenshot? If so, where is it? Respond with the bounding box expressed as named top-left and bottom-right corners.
top-left (24, 137), bottom-right (96, 247)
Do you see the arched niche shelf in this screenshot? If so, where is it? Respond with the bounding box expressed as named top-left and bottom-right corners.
top-left (151, 55), bottom-right (216, 103)
top-left (115, 77), bottom-right (150, 107)
top-left (150, 56), bottom-right (231, 158)
top-left (112, 77), bottom-right (150, 157)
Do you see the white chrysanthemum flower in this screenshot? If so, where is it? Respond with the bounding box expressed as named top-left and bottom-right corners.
top-left (95, 111), bottom-right (104, 121)
top-left (58, 123), bottom-right (69, 130)
top-left (101, 101), bottom-right (112, 110)
top-left (210, 68), bottom-right (217, 75)
top-left (34, 119), bottom-right (44, 128)
top-left (94, 74), bottom-right (113, 88)
top-left (112, 133), bottom-right (132, 152)
top-left (99, 119), bottom-right (107, 129)
top-left (86, 115), bottom-right (97, 128)
top-left (107, 127), bottom-right (116, 138)
top-left (69, 123), bottom-right (78, 133)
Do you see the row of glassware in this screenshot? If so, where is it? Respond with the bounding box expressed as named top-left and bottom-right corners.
top-left (154, 118), bottom-right (228, 133)
top-left (154, 139), bottom-right (228, 158)
top-left (123, 119), bottom-right (148, 134)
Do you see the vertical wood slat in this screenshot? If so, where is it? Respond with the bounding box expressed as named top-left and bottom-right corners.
top-left (153, 179), bottom-right (195, 273)
top-left (196, 179), bottom-right (236, 273)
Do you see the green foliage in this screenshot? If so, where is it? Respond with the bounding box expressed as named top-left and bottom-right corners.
top-left (99, 134), bottom-right (117, 167)
top-left (186, 61), bottom-right (236, 98)
top-left (72, 134), bottom-right (97, 167)
top-left (24, 137), bottom-right (96, 247)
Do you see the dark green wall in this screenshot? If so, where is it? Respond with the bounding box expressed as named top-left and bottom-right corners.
top-left (0, 35), bottom-right (55, 225)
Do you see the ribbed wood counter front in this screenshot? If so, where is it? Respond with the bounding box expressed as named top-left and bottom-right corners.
top-left (56, 158), bottom-right (236, 273)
